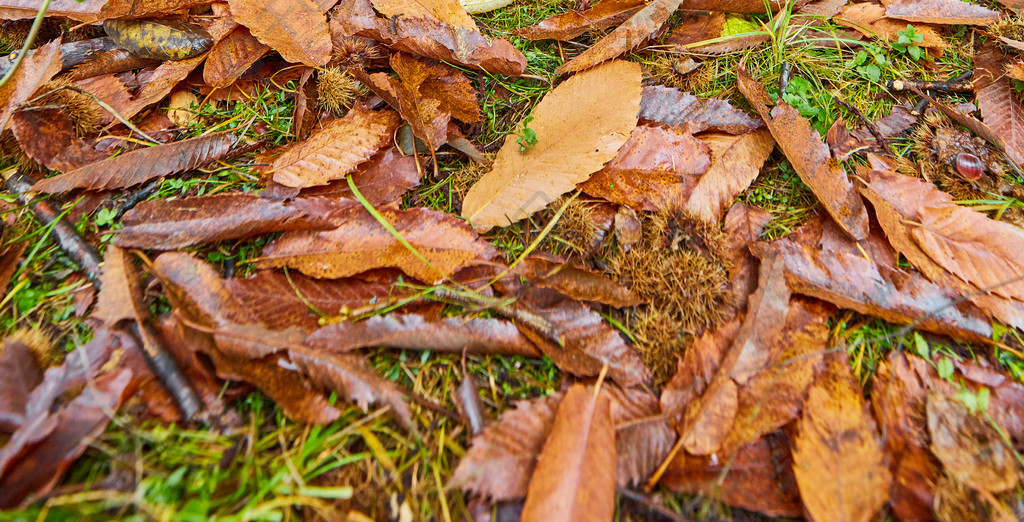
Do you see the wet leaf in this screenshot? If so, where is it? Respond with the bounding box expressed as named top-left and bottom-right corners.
top-left (681, 0), bottom-right (805, 12)
top-left (0, 339), bottom-right (44, 432)
top-left (516, 0), bottom-right (646, 41)
top-left (555, 0), bottom-right (683, 76)
top-left (513, 255), bottom-right (644, 308)
top-left (683, 129), bottom-right (775, 223)
top-left (974, 44), bottom-right (1024, 165)
top-left (256, 206), bottom-right (497, 283)
top-left (32, 132), bottom-right (236, 193)
top-left (885, 0), bottom-right (1001, 25)
top-left (663, 11), bottom-right (770, 54)
top-left (115, 195), bottom-right (346, 250)
top-left (463, 60), bottom-right (641, 230)
top-left (10, 108), bottom-right (107, 172)
top-left (581, 125), bottom-right (711, 212)
top-left (737, 61), bottom-right (869, 240)
top-left (0, 38), bottom-right (61, 131)
top-left (927, 391), bottom-right (1019, 492)
top-left (836, 3), bottom-right (948, 50)
top-left (639, 85), bottom-right (764, 135)
top-left (228, 0), bottom-right (331, 66)
top-left (270, 106), bottom-right (400, 188)
top-left (203, 26), bottom-right (270, 88)
top-left (521, 384), bottom-right (616, 522)
top-left (370, 0), bottom-right (477, 29)
top-left (792, 355), bottom-right (891, 522)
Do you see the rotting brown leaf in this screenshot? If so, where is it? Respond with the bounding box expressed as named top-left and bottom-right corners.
top-left (885, 0), bottom-right (1001, 25)
top-left (270, 106), bottom-right (399, 188)
top-left (722, 203), bottom-right (772, 309)
top-left (683, 129), bottom-right (775, 223)
top-left (0, 339), bottom-right (44, 432)
top-left (10, 108), bottom-right (107, 172)
top-left (639, 85), bottom-right (764, 135)
top-left (293, 146), bottom-right (421, 205)
top-left (0, 38), bottom-right (61, 131)
top-left (513, 255), bottom-right (644, 308)
top-left (370, 0), bottom-right (477, 29)
top-left (462, 60), bottom-right (641, 231)
top-left (792, 354), bottom-right (891, 522)
top-left (521, 384), bottom-right (616, 522)
top-left (228, 0), bottom-right (331, 66)
top-left (516, 0), bottom-right (645, 41)
top-left (835, 3), bottom-right (948, 51)
top-left (203, 26), bottom-right (270, 88)
top-left (332, 0), bottom-right (527, 75)
top-left (32, 132), bottom-right (235, 193)
top-left (927, 391), bottom-right (1020, 493)
top-left (581, 125), bottom-right (711, 212)
top-left (114, 195), bottom-right (346, 250)
top-left (663, 11), bottom-right (769, 54)
top-left (738, 61), bottom-right (869, 240)
top-left (681, 0), bottom-right (806, 13)
top-left (256, 206), bottom-right (497, 283)
top-left (974, 44), bottom-right (1024, 165)
top-left (555, 0), bottom-right (683, 76)
top-left (91, 245), bottom-right (137, 327)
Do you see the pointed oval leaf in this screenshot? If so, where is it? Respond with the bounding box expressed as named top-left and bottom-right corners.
top-left (228, 0), bottom-right (331, 66)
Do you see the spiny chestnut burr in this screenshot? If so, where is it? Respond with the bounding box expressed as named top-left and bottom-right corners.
top-left (954, 152), bottom-right (985, 181)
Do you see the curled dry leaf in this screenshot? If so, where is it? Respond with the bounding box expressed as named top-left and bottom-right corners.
top-left (32, 132), bottom-right (236, 193)
top-left (683, 129), bottom-right (775, 223)
top-left (792, 355), bottom-right (891, 522)
top-left (270, 106), bottom-right (400, 188)
top-left (115, 195), bottom-right (347, 250)
top-left (521, 384), bottom-right (616, 522)
top-left (305, 314), bottom-right (541, 357)
top-left (555, 0), bottom-right (683, 76)
top-left (885, 0), bottom-right (1001, 25)
top-left (722, 203), bottom-right (772, 308)
top-left (516, 0), bottom-right (646, 41)
top-left (333, 0), bottom-right (527, 75)
top-left (738, 61), bottom-right (869, 240)
top-left (203, 26), bottom-right (270, 88)
top-left (581, 125), bottom-right (711, 212)
top-left (462, 60), bottom-right (641, 231)
top-left (256, 206), bottom-right (497, 283)
top-left (228, 0), bottom-right (331, 66)
top-left (639, 85), bottom-right (764, 135)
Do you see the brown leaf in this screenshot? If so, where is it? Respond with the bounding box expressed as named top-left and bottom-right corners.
top-left (661, 432), bottom-right (803, 518)
top-left (835, 3), bottom-right (948, 50)
top-left (10, 108), bottom-right (107, 172)
top-left (0, 339), bottom-right (44, 431)
top-left (763, 239), bottom-right (993, 343)
top-left (370, 0), bottom-right (477, 29)
top-left (738, 61), bottom-right (869, 240)
top-left (555, 0), bottom-right (683, 76)
top-left (605, 385), bottom-right (676, 487)
top-left (639, 85), bottom-right (764, 135)
top-left (32, 132), bottom-right (236, 193)
top-left (463, 60), bottom-right (641, 230)
top-left (114, 195), bottom-right (346, 250)
top-left (723, 203), bottom-right (772, 308)
top-left (581, 125), bottom-right (711, 212)
top-left (516, 0), bottom-right (646, 41)
top-left (885, 0), bottom-right (1001, 25)
top-left (203, 26), bottom-right (270, 88)
top-left (270, 106), bottom-right (400, 188)
top-left (0, 0), bottom-right (104, 21)
top-left (681, 0), bottom-right (805, 12)
top-left (513, 255), bottom-right (644, 308)
top-left (333, 0), bottom-right (527, 75)
top-left (664, 11), bottom-right (770, 54)
top-left (792, 354), bottom-right (891, 522)
top-left (521, 384), bottom-right (616, 522)
top-left (305, 314), bottom-right (541, 356)
top-left (928, 391), bottom-right (1020, 493)
top-left (98, 0), bottom-right (216, 19)
top-left (0, 38), bottom-right (62, 131)
top-left (515, 288), bottom-right (650, 386)
top-left (451, 393), bottom-right (563, 501)
top-left (228, 0), bottom-right (331, 66)
top-left (294, 146), bottom-right (422, 205)
top-left (91, 54), bottom-right (207, 121)
top-left (661, 317), bottom-right (739, 419)
top-left (974, 44), bottom-right (1024, 165)
top-left (256, 206), bottom-right (497, 283)
top-left (91, 245), bottom-right (137, 327)
top-left (827, 105), bottom-right (919, 160)
top-left (679, 376), bottom-right (738, 456)
top-left (683, 129), bottom-right (775, 223)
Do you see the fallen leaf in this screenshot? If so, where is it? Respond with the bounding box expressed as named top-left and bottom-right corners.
top-left (305, 314), bottom-right (541, 357)
top-left (738, 61), bottom-right (869, 240)
top-left (827, 105), bottom-right (919, 160)
top-left (228, 0), bottom-right (332, 66)
top-left (0, 339), bottom-right (44, 431)
top-left (974, 44), bottom-right (1024, 165)
top-left (513, 255), bottom-right (644, 308)
top-left (295, 146), bottom-right (422, 205)
top-left (885, 0), bottom-right (1001, 25)
top-left (203, 26), bottom-right (270, 88)
top-left (370, 0), bottom-right (477, 29)
top-left (836, 3), bottom-right (948, 51)
top-left (114, 195), bottom-right (346, 250)
top-left (0, 0), bottom-right (104, 21)
top-left (661, 317), bottom-right (739, 419)
top-left (32, 132), bottom-right (236, 193)
top-left (581, 125), bottom-right (711, 212)
top-left (521, 384), bottom-right (616, 522)
top-left (605, 385), bottom-right (676, 487)
top-left (270, 106), bottom-right (399, 188)
top-left (683, 129), bottom-right (775, 223)
top-left (462, 60), bottom-right (641, 230)
top-left (722, 203), bottom-right (772, 308)
top-left (514, 288), bottom-right (651, 386)
top-left (333, 0), bottom-right (527, 75)
top-left (792, 354), bottom-right (891, 522)
top-left (516, 0), bottom-right (646, 41)
top-left (928, 391), bottom-right (1019, 492)
top-left (639, 85), bottom-right (764, 135)
top-left (10, 108), bottom-right (107, 172)
top-left (92, 53), bottom-right (208, 121)
top-left (681, 0), bottom-right (805, 12)
top-left (256, 206), bottom-right (497, 283)
top-left (556, 0), bottom-right (683, 76)
top-left (664, 11), bottom-right (770, 54)
top-left (0, 38), bottom-right (62, 131)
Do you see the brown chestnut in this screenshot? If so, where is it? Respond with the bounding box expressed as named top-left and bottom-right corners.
top-left (954, 152), bottom-right (984, 181)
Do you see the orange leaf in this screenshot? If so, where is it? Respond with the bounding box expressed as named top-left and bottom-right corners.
top-left (516, 0), bottom-right (645, 41)
top-left (203, 26), bottom-right (270, 89)
top-left (683, 129), bottom-right (775, 223)
top-left (228, 0), bottom-right (332, 66)
top-left (370, 0), bottom-right (477, 29)
top-left (0, 38), bottom-right (62, 131)
top-left (885, 0), bottom-right (1001, 25)
top-left (556, 0), bottom-right (683, 76)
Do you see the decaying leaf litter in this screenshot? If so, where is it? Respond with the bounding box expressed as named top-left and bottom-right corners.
top-left (4, 0), bottom-right (1024, 519)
